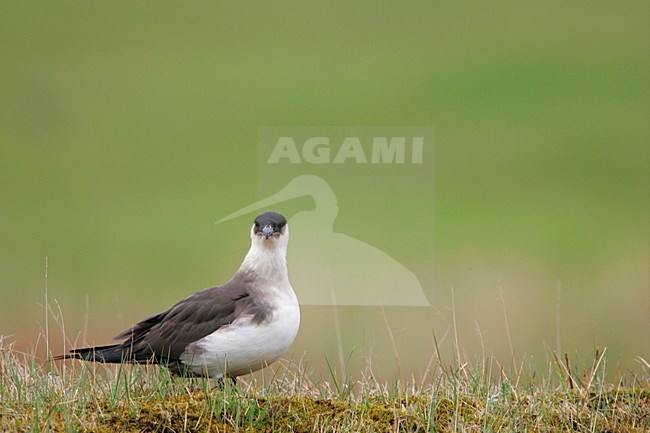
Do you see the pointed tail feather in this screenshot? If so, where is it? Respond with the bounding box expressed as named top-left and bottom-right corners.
top-left (53, 344), bottom-right (125, 363)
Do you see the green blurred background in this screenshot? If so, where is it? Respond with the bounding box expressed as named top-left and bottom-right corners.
top-left (1, 1), bottom-right (648, 379)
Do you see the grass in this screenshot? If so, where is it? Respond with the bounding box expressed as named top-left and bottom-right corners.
top-left (1, 336), bottom-right (648, 433)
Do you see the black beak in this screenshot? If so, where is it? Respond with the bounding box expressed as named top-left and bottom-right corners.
top-left (262, 225), bottom-right (274, 239)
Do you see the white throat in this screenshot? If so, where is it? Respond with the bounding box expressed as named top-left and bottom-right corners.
top-left (239, 224), bottom-right (289, 285)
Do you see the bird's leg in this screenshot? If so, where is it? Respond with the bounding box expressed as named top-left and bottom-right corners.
top-left (213, 376), bottom-right (238, 391)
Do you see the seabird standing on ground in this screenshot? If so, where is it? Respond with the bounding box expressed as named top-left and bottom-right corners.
top-left (55, 211), bottom-right (300, 379)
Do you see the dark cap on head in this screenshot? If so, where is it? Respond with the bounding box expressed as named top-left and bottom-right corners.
top-left (253, 212), bottom-right (287, 239)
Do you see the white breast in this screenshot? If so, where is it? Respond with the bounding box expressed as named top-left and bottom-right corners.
top-left (180, 286), bottom-right (300, 378)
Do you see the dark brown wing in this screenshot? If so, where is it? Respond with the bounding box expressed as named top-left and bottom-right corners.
top-left (54, 282), bottom-right (252, 364)
top-left (58, 274), bottom-right (270, 365)
top-left (114, 279), bottom-right (268, 363)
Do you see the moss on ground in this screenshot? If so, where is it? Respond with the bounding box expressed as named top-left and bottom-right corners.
top-left (1, 345), bottom-right (648, 432)
top-left (5, 388), bottom-right (646, 432)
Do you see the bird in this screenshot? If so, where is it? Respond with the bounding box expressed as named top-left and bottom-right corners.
top-left (54, 211), bottom-right (300, 380)
top-left (217, 175), bottom-right (429, 306)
